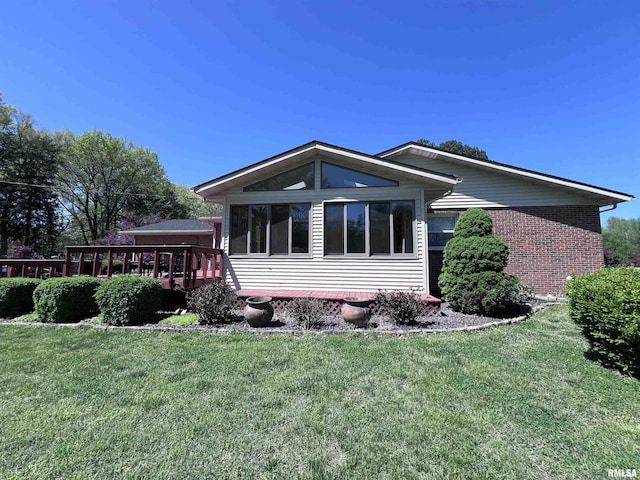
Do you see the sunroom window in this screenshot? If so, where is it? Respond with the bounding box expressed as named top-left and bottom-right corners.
top-left (321, 162), bottom-right (399, 189)
top-left (230, 204), bottom-right (310, 255)
top-left (324, 201), bottom-right (414, 255)
top-left (243, 163), bottom-right (315, 192)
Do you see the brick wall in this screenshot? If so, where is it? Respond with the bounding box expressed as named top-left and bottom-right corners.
top-left (488, 205), bottom-right (603, 294)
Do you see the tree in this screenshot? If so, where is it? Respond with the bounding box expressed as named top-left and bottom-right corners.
top-left (416, 138), bottom-right (489, 161)
top-left (56, 130), bottom-right (184, 244)
top-left (173, 184), bottom-right (221, 219)
top-left (603, 217), bottom-right (640, 266)
top-left (0, 95), bottom-right (61, 257)
top-left (438, 208), bottom-right (525, 316)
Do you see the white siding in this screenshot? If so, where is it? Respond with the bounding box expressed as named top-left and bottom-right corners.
top-left (392, 154), bottom-right (595, 209)
top-left (220, 156), bottom-right (439, 293)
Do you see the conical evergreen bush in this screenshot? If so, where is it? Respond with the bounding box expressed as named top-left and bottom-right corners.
top-left (438, 208), bottom-right (526, 316)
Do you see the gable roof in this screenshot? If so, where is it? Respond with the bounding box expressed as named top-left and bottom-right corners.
top-left (120, 219), bottom-right (215, 235)
top-left (378, 142), bottom-right (635, 205)
top-left (193, 140), bottom-right (461, 199)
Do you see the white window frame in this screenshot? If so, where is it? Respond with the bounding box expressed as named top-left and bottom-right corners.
top-left (229, 203), bottom-right (311, 257)
top-left (323, 200), bottom-right (416, 257)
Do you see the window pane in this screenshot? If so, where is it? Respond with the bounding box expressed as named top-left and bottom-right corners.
top-left (370, 202), bottom-right (390, 255)
top-left (347, 203), bottom-right (366, 253)
top-left (324, 204), bottom-right (344, 255)
top-left (428, 232), bottom-right (454, 248)
top-left (244, 163), bottom-right (315, 191)
top-left (429, 216), bottom-right (456, 232)
top-left (249, 206), bottom-right (268, 253)
top-left (392, 202), bottom-right (414, 254)
top-left (291, 204), bottom-right (310, 253)
top-left (270, 205), bottom-right (289, 254)
top-left (230, 206), bottom-right (248, 254)
top-left (321, 162), bottom-right (399, 189)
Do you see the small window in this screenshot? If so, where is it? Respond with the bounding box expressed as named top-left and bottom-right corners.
top-left (321, 162), bottom-right (399, 189)
top-left (428, 215), bottom-right (456, 250)
top-left (243, 163), bottom-right (315, 192)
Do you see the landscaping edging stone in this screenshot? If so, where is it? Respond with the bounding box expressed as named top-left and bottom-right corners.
top-left (0, 301), bottom-right (563, 336)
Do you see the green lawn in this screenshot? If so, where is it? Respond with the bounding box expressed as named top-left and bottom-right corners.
top-left (1, 305), bottom-right (638, 479)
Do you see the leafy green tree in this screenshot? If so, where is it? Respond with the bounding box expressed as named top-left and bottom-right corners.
top-left (0, 95), bottom-right (61, 256)
top-left (416, 138), bottom-right (489, 161)
top-left (173, 184), bottom-right (221, 218)
top-left (56, 130), bottom-right (185, 244)
top-left (603, 217), bottom-right (640, 266)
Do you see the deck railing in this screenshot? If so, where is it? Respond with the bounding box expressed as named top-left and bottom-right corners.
top-left (0, 258), bottom-right (66, 279)
top-left (1, 245), bottom-right (224, 290)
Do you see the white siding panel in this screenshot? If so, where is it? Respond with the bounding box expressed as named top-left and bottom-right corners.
top-left (221, 183), bottom-right (429, 293)
top-left (393, 154), bottom-right (594, 208)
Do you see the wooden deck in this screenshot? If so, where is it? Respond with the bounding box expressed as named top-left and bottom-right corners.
top-left (237, 289), bottom-right (442, 316)
top-left (1, 245), bottom-right (224, 290)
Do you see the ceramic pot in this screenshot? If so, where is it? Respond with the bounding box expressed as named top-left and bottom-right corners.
top-left (341, 297), bottom-right (372, 327)
top-left (244, 296), bottom-right (274, 327)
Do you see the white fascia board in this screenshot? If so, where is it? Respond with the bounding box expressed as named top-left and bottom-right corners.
top-left (196, 143), bottom-right (460, 196)
top-left (315, 144), bottom-right (460, 185)
top-left (195, 145), bottom-right (318, 195)
top-left (382, 144), bottom-right (635, 202)
top-left (120, 230), bottom-right (213, 235)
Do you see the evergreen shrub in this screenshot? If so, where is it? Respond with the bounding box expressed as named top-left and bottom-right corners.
top-left (0, 278), bottom-right (42, 318)
top-left (186, 282), bottom-right (237, 324)
top-left (33, 277), bottom-right (102, 323)
top-left (439, 208), bottom-right (525, 317)
top-left (95, 275), bottom-right (163, 326)
top-left (567, 267), bottom-right (640, 377)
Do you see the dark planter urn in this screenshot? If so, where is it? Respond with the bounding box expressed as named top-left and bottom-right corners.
top-left (244, 296), bottom-right (274, 327)
top-left (341, 297), bottom-right (372, 328)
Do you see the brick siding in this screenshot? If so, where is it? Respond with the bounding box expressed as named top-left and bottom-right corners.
top-left (488, 205), bottom-right (603, 294)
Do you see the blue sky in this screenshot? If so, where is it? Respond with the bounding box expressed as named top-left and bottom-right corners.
top-left (1, 1), bottom-right (638, 223)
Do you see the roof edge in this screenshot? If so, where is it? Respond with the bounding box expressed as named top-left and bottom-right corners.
top-left (379, 142), bottom-right (635, 202)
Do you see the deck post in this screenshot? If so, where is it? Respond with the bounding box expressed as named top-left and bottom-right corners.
top-left (168, 252), bottom-right (175, 287)
top-left (77, 252), bottom-right (84, 277)
top-left (107, 249), bottom-right (113, 278)
top-left (152, 250), bottom-right (159, 278)
top-left (92, 252), bottom-right (100, 277)
top-left (63, 250), bottom-right (70, 276)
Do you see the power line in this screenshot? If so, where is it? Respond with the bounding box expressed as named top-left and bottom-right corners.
top-left (0, 179), bottom-right (189, 199)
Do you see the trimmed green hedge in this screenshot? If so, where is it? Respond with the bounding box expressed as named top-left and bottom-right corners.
top-left (95, 275), bottom-right (163, 326)
top-left (33, 277), bottom-right (102, 323)
top-left (567, 267), bottom-right (640, 376)
top-left (0, 278), bottom-right (42, 318)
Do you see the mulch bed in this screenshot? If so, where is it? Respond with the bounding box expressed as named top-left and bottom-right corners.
top-left (1, 298), bottom-right (565, 335)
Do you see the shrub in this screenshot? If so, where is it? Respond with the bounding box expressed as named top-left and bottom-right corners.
top-left (439, 271), bottom-right (526, 317)
top-left (287, 298), bottom-right (325, 329)
top-left (438, 235), bottom-right (508, 276)
top-left (439, 208), bottom-right (525, 316)
top-left (186, 282), bottom-right (237, 324)
top-left (0, 278), bottom-right (42, 318)
top-left (33, 277), bottom-right (102, 323)
top-left (374, 290), bottom-right (424, 325)
top-left (567, 267), bottom-right (640, 377)
top-left (95, 275), bottom-right (163, 326)
top-left (453, 208), bottom-right (493, 238)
